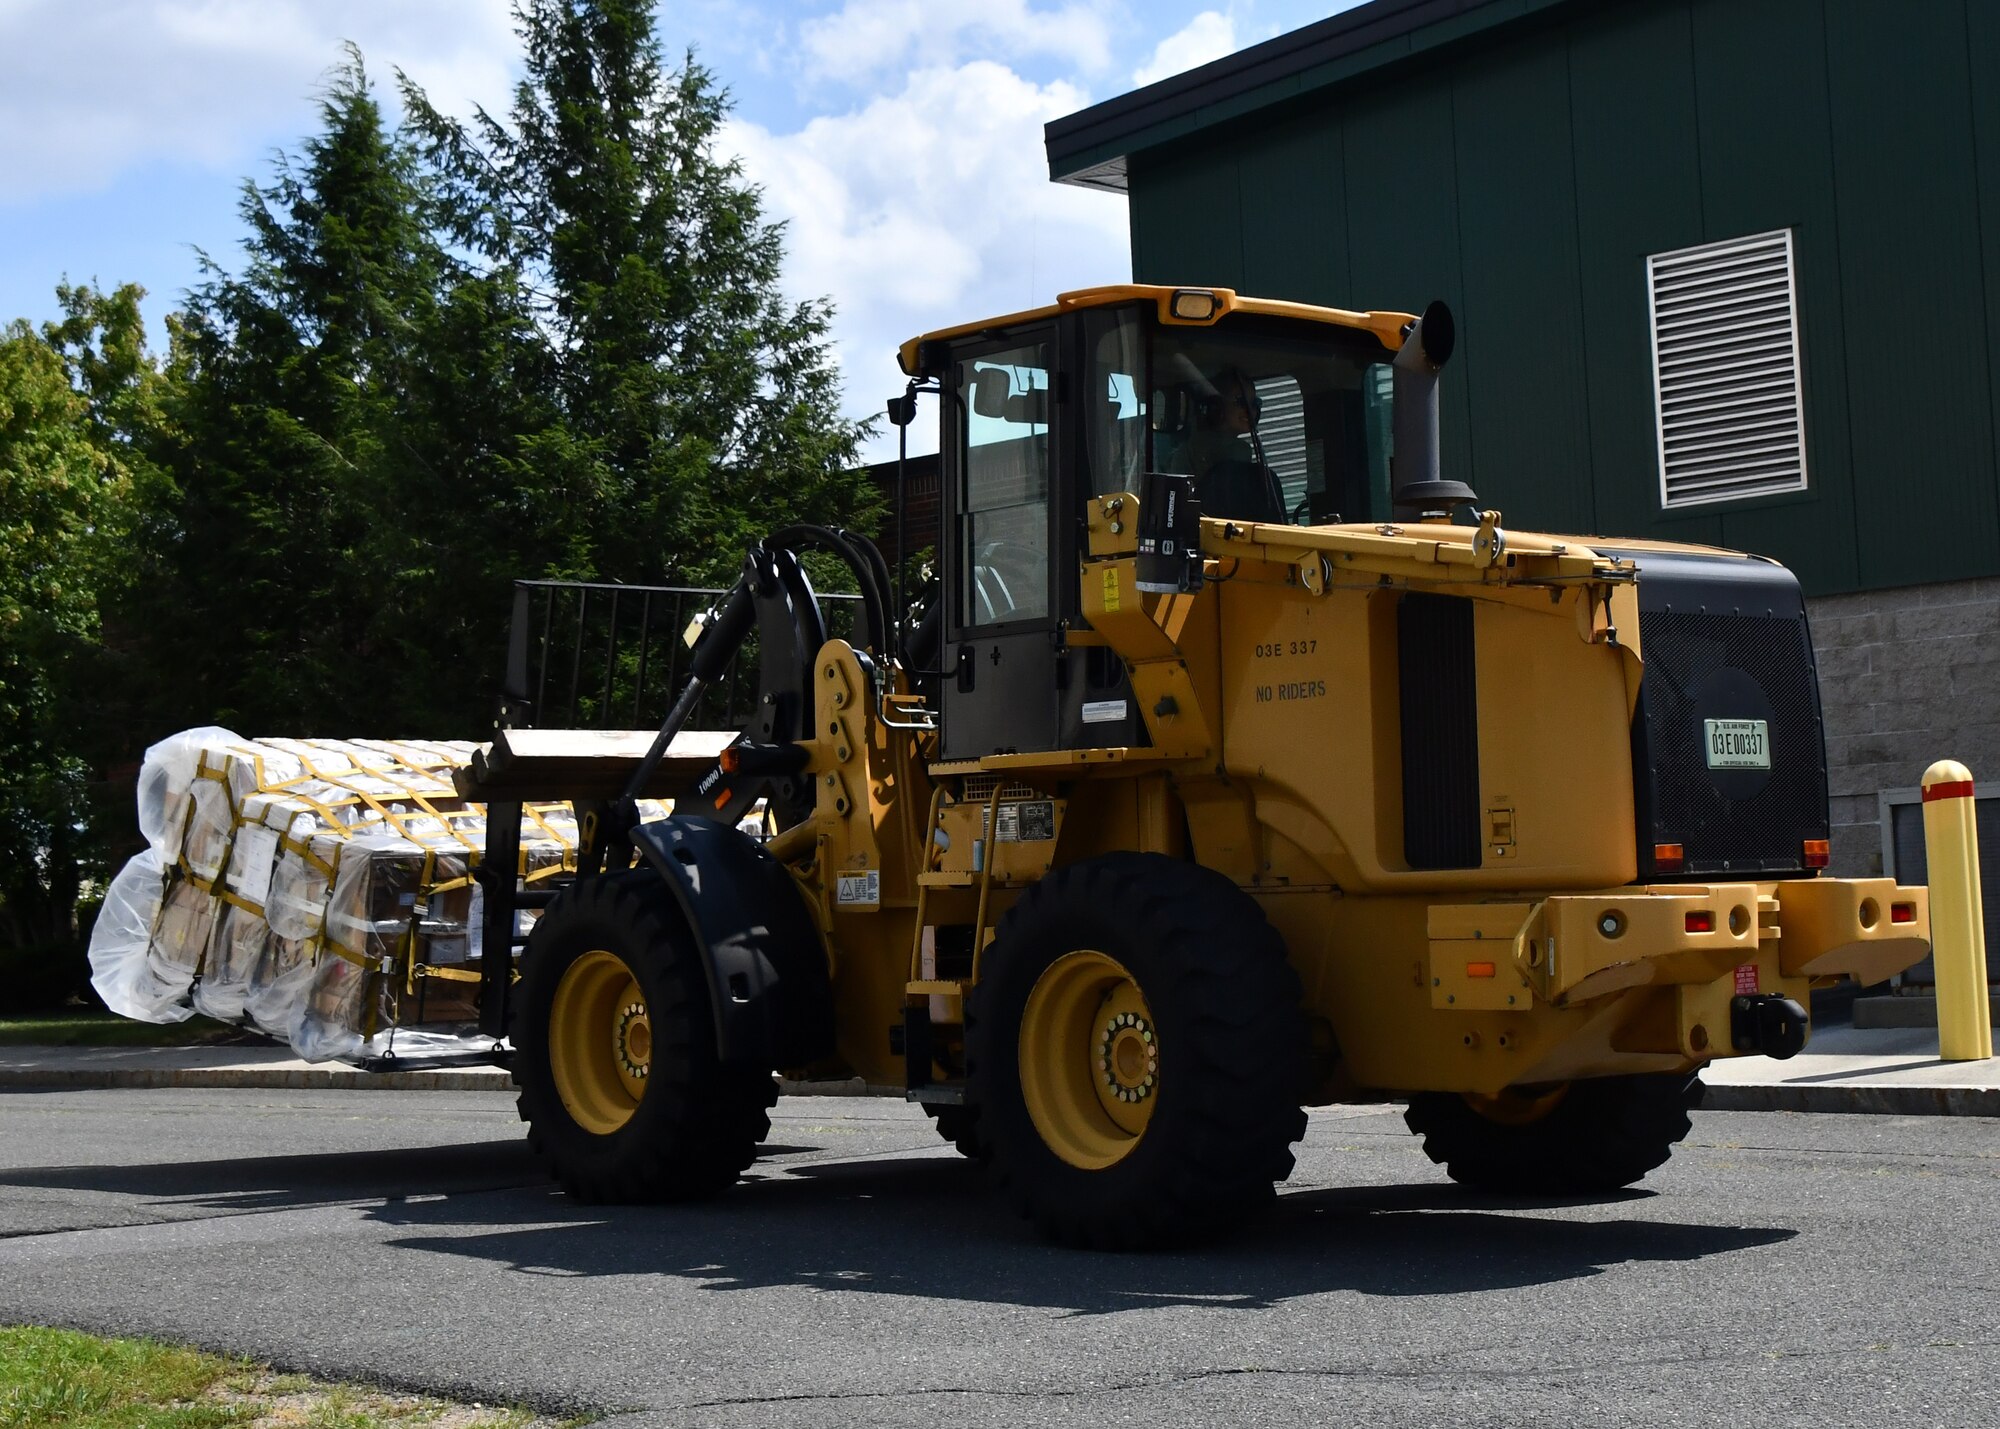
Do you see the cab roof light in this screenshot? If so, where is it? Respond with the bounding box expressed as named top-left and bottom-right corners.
top-left (1654, 843), bottom-right (1684, 872)
top-left (1168, 288), bottom-right (1220, 321)
top-left (1803, 839), bottom-right (1831, 869)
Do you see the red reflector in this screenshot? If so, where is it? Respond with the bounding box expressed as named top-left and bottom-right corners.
top-left (1803, 839), bottom-right (1830, 868)
top-left (1654, 842), bottom-right (1684, 871)
top-left (712, 788), bottom-right (733, 810)
top-left (1465, 961), bottom-right (1496, 979)
top-left (1892, 903), bottom-right (1916, 924)
top-left (1685, 910), bottom-right (1714, 933)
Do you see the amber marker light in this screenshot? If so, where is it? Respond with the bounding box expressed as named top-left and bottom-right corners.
top-left (1654, 842), bottom-right (1684, 872)
top-left (1803, 839), bottom-right (1831, 869)
top-left (1465, 962), bottom-right (1496, 979)
top-left (1892, 902), bottom-right (1917, 924)
top-left (1685, 910), bottom-right (1715, 933)
top-left (719, 746), bottom-right (742, 773)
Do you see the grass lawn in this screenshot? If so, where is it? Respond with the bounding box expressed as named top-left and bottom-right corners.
top-left (0, 1325), bottom-right (587, 1428)
top-left (0, 1010), bottom-right (261, 1049)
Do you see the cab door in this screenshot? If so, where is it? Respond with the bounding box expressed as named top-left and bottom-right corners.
top-left (939, 330), bottom-right (1062, 761)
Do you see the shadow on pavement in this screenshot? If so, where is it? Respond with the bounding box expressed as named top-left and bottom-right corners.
top-left (364, 1154), bottom-right (1797, 1313)
top-left (0, 1140), bottom-right (548, 1213)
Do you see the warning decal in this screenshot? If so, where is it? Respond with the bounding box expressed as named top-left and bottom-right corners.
top-left (1733, 963), bottom-right (1760, 995)
top-left (836, 870), bottom-right (881, 907)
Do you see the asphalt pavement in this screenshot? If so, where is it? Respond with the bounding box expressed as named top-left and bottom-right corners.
top-left (0, 1085), bottom-right (1994, 1428)
top-left (5, 1019), bottom-right (1996, 1113)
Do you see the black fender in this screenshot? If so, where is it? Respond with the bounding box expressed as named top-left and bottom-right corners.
top-left (631, 815), bottom-right (835, 1067)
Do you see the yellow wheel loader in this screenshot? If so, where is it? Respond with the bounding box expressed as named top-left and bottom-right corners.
top-left (465, 284), bottom-right (1932, 1247)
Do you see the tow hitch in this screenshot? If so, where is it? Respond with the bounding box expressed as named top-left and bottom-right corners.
top-left (1731, 994), bottom-right (1809, 1059)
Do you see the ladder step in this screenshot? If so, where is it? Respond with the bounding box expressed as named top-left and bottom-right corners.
top-left (918, 871), bottom-right (976, 888)
top-left (906, 1083), bottom-right (966, 1105)
top-left (906, 980), bottom-right (965, 997)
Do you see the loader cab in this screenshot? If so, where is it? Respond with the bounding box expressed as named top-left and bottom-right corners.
top-left (907, 286), bottom-right (1404, 761)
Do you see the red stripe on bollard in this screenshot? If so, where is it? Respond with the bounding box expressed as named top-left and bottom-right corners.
top-left (1922, 779), bottom-right (1977, 802)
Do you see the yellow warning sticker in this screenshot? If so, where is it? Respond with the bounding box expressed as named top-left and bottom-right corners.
top-left (1101, 566), bottom-right (1121, 613)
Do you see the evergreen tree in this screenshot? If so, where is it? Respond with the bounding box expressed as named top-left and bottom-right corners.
top-left (154, 47), bottom-right (545, 735)
top-left (403, 0), bottom-right (875, 587)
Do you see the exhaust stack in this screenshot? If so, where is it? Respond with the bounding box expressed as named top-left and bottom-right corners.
top-left (1391, 300), bottom-right (1478, 519)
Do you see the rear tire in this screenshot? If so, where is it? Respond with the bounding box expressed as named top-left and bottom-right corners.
top-left (968, 853), bottom-right (1308, 1249)
top-left (512, 870), bottom-right (775, 1202)
top-left (1404, 1073), bottom-right (1703, 1194)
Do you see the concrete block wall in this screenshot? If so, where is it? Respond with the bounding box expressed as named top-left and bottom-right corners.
top-left (1806, 577), bottom-right (2000, 878)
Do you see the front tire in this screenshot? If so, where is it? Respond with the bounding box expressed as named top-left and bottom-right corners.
top-left (1404, 1073), bottom-right (1703, 1194)
top-left (923, 1102), bottom-right (987, 1160)
top-left (512, 870), bottom-right (775, 1202)
top-left (968, 853), bottom-right (1308, 1248)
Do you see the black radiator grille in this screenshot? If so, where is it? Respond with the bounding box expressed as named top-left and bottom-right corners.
top-left (1634, 608), bottom-right (1829, 874)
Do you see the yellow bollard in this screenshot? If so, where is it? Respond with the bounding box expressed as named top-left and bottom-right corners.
top-left (1920, 760), bottom-right (1994, 1061)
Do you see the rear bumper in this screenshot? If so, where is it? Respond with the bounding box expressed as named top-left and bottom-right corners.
top-left (1427, 877), bottom-right (1930, 1064)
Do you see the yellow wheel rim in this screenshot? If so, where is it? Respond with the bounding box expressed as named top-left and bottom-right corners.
top-left (549, 948), bottom-right (651, 1136)
top-left (1018, 949), bottom-right (1158, 1171)
top-left (1463, 1083), bottom-right (1569, 1127)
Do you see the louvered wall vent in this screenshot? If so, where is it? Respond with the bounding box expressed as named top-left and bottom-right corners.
top-left (1647, 229), bottom-right (1808, 508)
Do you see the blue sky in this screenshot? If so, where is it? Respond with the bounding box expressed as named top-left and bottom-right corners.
top-left (0, 1), bottom-right (1361, 458)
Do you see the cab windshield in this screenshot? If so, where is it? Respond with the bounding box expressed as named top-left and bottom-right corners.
top-left (1080, 306), bottom-right (1397, 525)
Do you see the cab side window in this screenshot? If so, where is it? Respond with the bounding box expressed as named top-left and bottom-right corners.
top-left (958, 345), bottom-right (1051, 626)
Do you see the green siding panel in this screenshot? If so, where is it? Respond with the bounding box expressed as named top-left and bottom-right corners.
top-left (1450, 35), bottom-right (1597, 534)
top-left (1111, 0), bottom-right (2000, 595)
top-left (1688, 0), bottom-right (1859, 593)
top-left (1130, 136), bottom-right (1245, 288)
top-left (1967, 0), bottom-right (2000, 574)
top-left (1340, 80), bottom-right (1478, 491)
top-left (1236, 110), bottom-right (1351, 307)
top-left (1821, 0), bottom-right (1998, 585)
top-left (1568, 0), bottom-right (1723, 549)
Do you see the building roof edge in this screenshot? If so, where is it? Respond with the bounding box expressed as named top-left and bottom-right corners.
top-left (1045, 0), bottom-right (1582, 191)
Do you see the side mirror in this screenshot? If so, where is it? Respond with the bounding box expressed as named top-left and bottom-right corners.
top-left (886, 393), bottom-right (918, 427)
top-left (972, 368), bottom-right (1012, 419)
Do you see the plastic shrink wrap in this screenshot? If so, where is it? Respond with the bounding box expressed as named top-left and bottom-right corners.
top-left (88, 728), bottom-right (606, 1065)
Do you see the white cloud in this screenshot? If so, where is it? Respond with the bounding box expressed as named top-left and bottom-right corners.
top-left (799, 0), bottom-right (1115, 88)
top-left (0, 0), bottom-right (517, 204)
top-left (725, 57), bottom-right (1131, 460)
top-left (1131, 9), bottom-right (1236, 86)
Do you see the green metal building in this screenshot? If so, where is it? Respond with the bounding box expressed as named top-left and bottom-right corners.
top-left (1047, 0), bottom-right (2000, 925)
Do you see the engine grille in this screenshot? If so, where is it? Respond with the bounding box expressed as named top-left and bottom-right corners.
top-left (1634, 608), bottom-right (1829, 874)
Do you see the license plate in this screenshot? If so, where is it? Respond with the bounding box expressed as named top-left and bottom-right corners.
top-left (1704, 718), bottom-right (1770, 770)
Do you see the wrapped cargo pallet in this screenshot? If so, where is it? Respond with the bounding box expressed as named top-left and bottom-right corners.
top-left (88, 728), bottom-right (623, 1066)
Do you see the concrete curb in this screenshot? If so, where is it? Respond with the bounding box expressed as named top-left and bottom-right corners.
top-left (1699, 1082), bottom-right (2000, 1116)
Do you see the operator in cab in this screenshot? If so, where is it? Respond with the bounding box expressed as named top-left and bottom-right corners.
top-left (1161, 367), bottom-right (1287, 524)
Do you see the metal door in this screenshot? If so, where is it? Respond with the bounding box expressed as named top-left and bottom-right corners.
top-left (939, 331), bottom-right (1061, 760)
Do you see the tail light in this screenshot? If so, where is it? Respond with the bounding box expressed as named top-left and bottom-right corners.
top-left (1803, 839), bottom-right (1830, 869)
top-left (1685, 910), bottom-right (1715, 933)
top-left (1654, 843), bottom-right (1685, 872)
